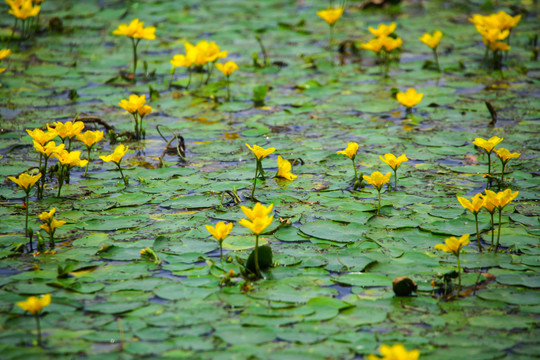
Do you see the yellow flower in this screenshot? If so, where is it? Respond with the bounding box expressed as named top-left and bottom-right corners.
top-left (336, 142), bottom-right (359, 159)
top-left (118, 94), bottom-right (148, 114)
top-left (76, 130), bottom-right (104, 148)
top-left (8, 172), bottom-right (41, 192)
top-left (33, 141), bottom-right (64, 157)
top-left (185, 42), bottom-right (210, 66)
top-left (361, 37), bottom-right (384, 53)
top-left (205, 221), bottom-right (233, 242)
top-left (138, 104), bottom-right (152, 117)
top-left (50, 121), bottom-right (85, 140)
top-left (239, 215), bottom-right (273, 235)
top-left (216, 61), bottom-right (238, 77)
top-left (113, 18), bottom-right (156, 40)
top-left (0, 49), bottom-right (10, 60)
top-left (470, 12), bottom-right (521, 31)
top-left (8, 0), bottom-right (40, 20)
top-left (495, 148), bottom-right (520, 165)
top-left (170, 54), bottom-right (194, 68)
top-left (481, 193), bottom-right (497, 214)
top-left (316, 7), bottom-right (343, 26)
top-left (419, 30), bottom-right (442, 49)
top-left (396, 88), bottom-right (423, 108)
top-left (457, 193), bottom-right (484, 215)
top-left (196, 40), bottom-right (228, 62)
top-left (246, 143), bottom-right (275, 160)
top-left (488, 41), bottom-right (510, 52)
top-left (241, 202), bottom-right (274, 221)
top-left (40, 218), bottom-right (66, 235)
top-left (381, 36), bottom-right (402, 52)
top-left (363, 171), bottom-right (391, 191)
top-left (26, 128), bottom-right (58, 146)
top-left (379, 153), bottom-right (408, 171)
top-left (276, 156), bottom-right (297, 181)
top-left (100, 144), bottom-right (128, 164)
top-left (38, 208), bottom-right (56, 223)
top-left (368, 344), bottom-right (420, 360)
top-left (55, 150), bottom-right (88, 168)
top-left (473, 136), bottom-right (503, 154)
top-left (435, 234), bottom-right (470, 256)
top-left (368, 23), bottom-right (396, 38)
top-left (477, 26), bottom-right (509, 45)
top-left (484, 189), bottom-right (518, 210)
top-left (16, 294), bottom-right (51, 315)
top-left (496, 11), bottom-right (521, 30)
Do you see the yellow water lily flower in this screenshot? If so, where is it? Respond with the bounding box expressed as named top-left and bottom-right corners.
top-left (484, 189), bottom-right (518, 210)
top-left (381, 36), bottom-right (402, 52)
top-left (360, 37), bottom-right (384, 53)
top-left (241, 202), bottom-right (273, 221)
top-left (38, 208), bottom-right (56, 223)
top-left (457, 193), bottom-right (484, 215)
top-left (216, 61), bottom-right (238, 77)
top-left (113, 18), bottom-right (156, 40)
top-left (8, 0), bottom-right (40, 20)
top-left (495, 148), bottom-right (520, 165)
top-left (435, 234), bottom-right (470, 256)
top-left (8, 172), bottom-right (41, 192)
top-left (196, 40), bottom-right (228, 63)
top-left (276, 156), bottom-right (297, 181)
top-left (246, 143), bottom-right (275, 160)
top-left (76, 130), bottom-right (104, 148)
top-left (396, 88), bottom-right (423, 109)
top-left (336, 142), bottom-right (359, 159)
top-left (239, 215), bottom-right (273, 235)
top-left (368, 23), bottom-right (396, 38)
top-left (0, 49), bottom-right (10, 60)
top-left (473, 136), bottom-right (503, 154)
top-left (33, 141), bottom-right (64, 157)
top-left (50, 121), bottom-right (85, 140)
top-left (363, 171), bottom-right (391, 191)
top-left (379, 153), bottom-right (408, 171)
top-left (16, 294), bottom-right (51, 315)
top-left (119, 94), bottom-right (148, 114)
top-left (205, 221), bottom-right (233, 243)
top-left (419, 30), bottom-right (442, 49)
top-left (100, 144), bottom-right (128, 165)
top-left (368, 344), bottom-right (420, 360)
top-left (26, 128), bottom-right (58, 146)
top-left (40, 217), bottom-right (66, 235)
top-left (170, 54), bottom-right (194, 68)
top-left (55, 150), bottom-right (88, 168)
top-left (316, 7), bottom-right (343, 26)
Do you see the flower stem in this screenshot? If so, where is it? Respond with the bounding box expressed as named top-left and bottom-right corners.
top-left (226, 76), bottom-right (231, 101)
top-left (84, 147), bottom-right (91, 177)
top-left (393, 169), bottom-right (398, 191)
top-left (219, 242), bottom-right (223, 262)
top-left (35, 315), bottom-right (42, 347)
top-left (351, 158), bottom-right (358, 183)
top-left (329, 24), bottom-right (334, 50)
top-left (475, 213), bottom-right (482, 252)
top-left (487, 151), bottom-right (491, 175)
top-left (490, 212), bottom-right (495, 248)
top-left (251, 160), bottom-right (259, 199)
top-left (49, 230), bottom-right (55, 250)
top-left (456, 255), bottom-right (462, 296)
top-left (186, 69), bottom-right (192, 89)
top-left (25, 193), bottom-right (29, 238)
top-left (495, 209), bottom-right (502, 253)
top-left (377, 189), bottom-right (381, 215)
top-left (117, 163), bottom-right (128, 186)
top-left (254, 234), bottom-right (261, 278)
top-left (57, 165), bottom-right (64, 197)
top-left (37, 153), bottom-right (43, 199)
top-left (131, 38), bottom-right (139, 76)
top-left (500, 162), bottom-right (506, 187)
top-left (433, 48), bottom-right (440, 72)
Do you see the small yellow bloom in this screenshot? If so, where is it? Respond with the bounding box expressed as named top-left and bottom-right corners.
top-left (360, 37), bottom-right (384, 53)
top-left (336, 142), bottom-right (359, 159)
top-left (40, 218), bottom-right (66, 235)
top-left (241, 202), bottom-right (273, 221)
top-left (76, 130), bottom-right (104, 148)
top-left (26, 128), bottom-right (58, 146)
top-left (368, 23), bottom-right (396, 38)
top-left (170, 54), bottom-right (193, 68)
top-left (216, 61), bottom-right (238, 77)
top-left (473, 136), bottom-right (503, 154)
top-left (55, 150), bottom-right (88, 168)
top-left (488, 41), bottom-right (510, 52)
top-left (8, 0), bottom-right (40, 20)
top-left (8, 172), bottom-right (41, 192)
top-left (484, 189), bottom-right (518, 210)
top-left (239, 215), bottom-right (273, 235)
top-left (419, 30), bottom-right (442, 49)
top-left (50, 121), bottom-right (85, 140)
top-left (246, 143), bottom-right (275, 160)
top-left (39, 208), bottom-right (56, 223)
top-left (379, 153), bottom-right (408, 171)
top-left (481, 193), bottom-right (497, 214)
top-left (100, 144), bottom-right (128, 165)
top-left (363, 171), bottom-right (391, 191)
top-left (495, 148), bottom-right (520, 165)
top-left (396, 88), bottom-right (423, 108)
top-left (205, 221), bottom-right (233, 242)
top-left (276, 156), bottom-right (297, 181)
top-left (457, 193), bottom-right (484, 215)
top-left (368, 344), bottom-right (420, 360)
top-left (184, 42), bottom-right (208, 66)
top-left (113, 18), bottom-right (156, 40)
top-left (16, 294), bottom-right (51, 315)
top-left (196, 40), bottom-right (228, 63)
top-left (381, 36), bottom-right (403, 52)
top-left (33, 141), bottom-right (64, 157)
top-left (0, 49), bottom-right (10, 60)
top-left (435, 234), bottom-right (470, 256)
top-left (118, 94), bottom-right (148, 114)
top-left (316, 7), bottom-right (344, 26)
